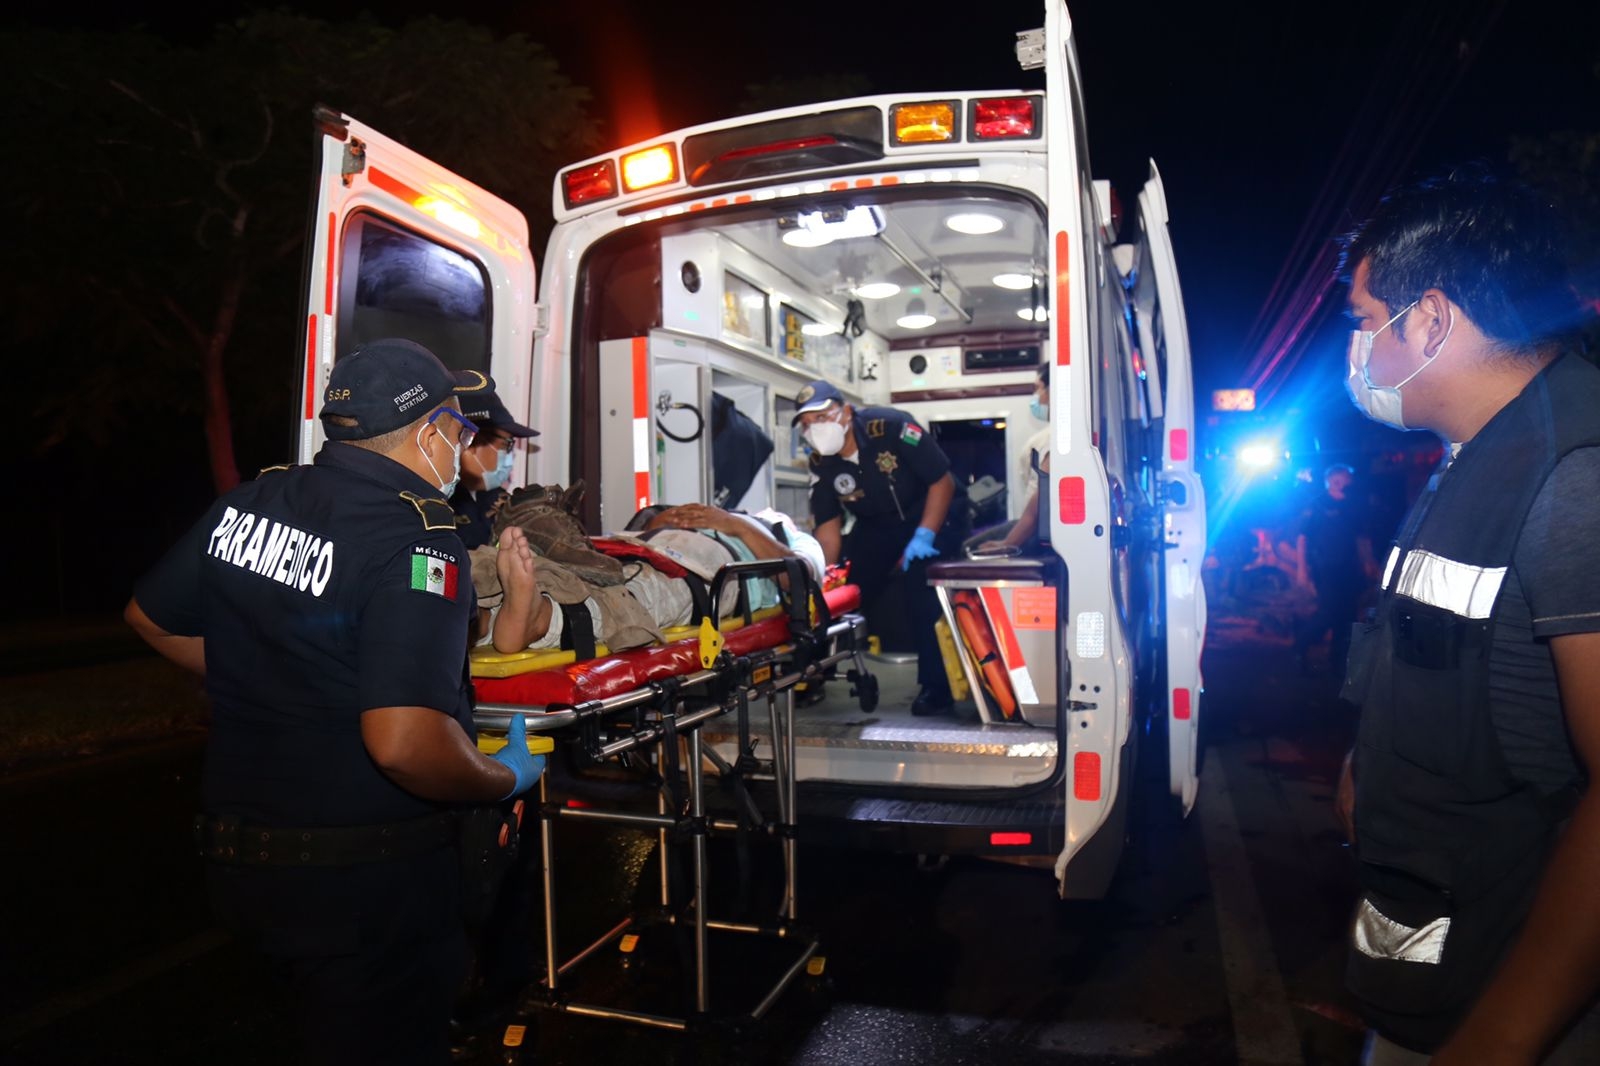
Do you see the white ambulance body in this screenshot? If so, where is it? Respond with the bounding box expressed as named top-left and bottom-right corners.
top-left (293, 1), bottom-right (1205, 898)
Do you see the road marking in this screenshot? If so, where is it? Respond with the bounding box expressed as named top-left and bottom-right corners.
top-left (0, 928), bottom-right (230, 1043)
top-left (1200, 752), bottom-right (1305, 1065)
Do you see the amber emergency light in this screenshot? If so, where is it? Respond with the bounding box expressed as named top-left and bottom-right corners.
top-left (620, 144), bottom-right (678, 193)
top-left (891, 101), bottom-right (958, 145)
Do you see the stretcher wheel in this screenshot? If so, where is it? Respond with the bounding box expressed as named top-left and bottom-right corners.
top-left (849, 670), bottom-right (879, 712)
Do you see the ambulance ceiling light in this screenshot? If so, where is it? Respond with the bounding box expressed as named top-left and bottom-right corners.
top-left (854, 281), bottom-right (901, 300)
top-left (946, 211), bottom-right (1003, 235)
top-left (800, 322), bottom-right (835, 336)
top-left (896, 297), bottom-right (936, 330)
top-left (780, 205), bottom-right (884, 248)
top-left (993, 272), bottom-right (1033, 290)
top-left (1017, 306), bottom-right (1049, 322)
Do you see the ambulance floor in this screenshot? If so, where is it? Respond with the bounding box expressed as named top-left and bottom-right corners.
top-left (702, 654), bottom-right (1053, 748)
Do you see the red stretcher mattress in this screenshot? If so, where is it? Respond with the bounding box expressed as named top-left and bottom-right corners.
top-left (472, 584), bottom-right (861, 708)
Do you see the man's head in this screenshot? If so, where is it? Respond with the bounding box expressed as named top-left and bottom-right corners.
top-left (318, 338), bottom-right (475, 494)
top-left (1340, 166), bottom-right (1577, 437)
top-left (1324, 463), bottom-right (1354, 499)
top-left (453, 371), bottom-right (539, 493)
top-left (792, 380), bottom-right (853, 456)
top-left (1342, 166), bottom-right (1575, 355)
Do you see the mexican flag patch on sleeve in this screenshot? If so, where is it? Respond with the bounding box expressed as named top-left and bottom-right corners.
top-left (410, 549), bottom-right (458, 599)
top-left (900, 422), bottom-right (923, 445)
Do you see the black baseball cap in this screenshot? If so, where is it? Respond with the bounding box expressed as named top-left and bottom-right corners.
top-left (454, 370), bottom-right (540, 438)
top-left (319, 339), bottom-right (471, 441)
top-left (790, 380), bottom-right (846, 425)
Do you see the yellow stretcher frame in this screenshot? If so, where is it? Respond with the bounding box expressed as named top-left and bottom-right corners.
top-left (467, 606), bottom-right (787, 679)
top-left (475, 732), bottom-right (556, 757)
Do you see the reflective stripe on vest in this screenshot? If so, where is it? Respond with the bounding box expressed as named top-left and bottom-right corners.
top-left (1352, 897), bottom-right (1450, 965)
top-left (1385, 549), bottom-right (1506, 620)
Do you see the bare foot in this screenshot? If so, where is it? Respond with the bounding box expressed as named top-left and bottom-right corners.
top-left (493, 527), bottom-right (553, 652)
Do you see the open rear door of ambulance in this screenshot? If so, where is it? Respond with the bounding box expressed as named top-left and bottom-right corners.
top-left (1138, 161), bottom-right (1207, 816)
top-left (293, 106), bottom-right (537, 463)
top-left (1040, 2), bottom-right (1131, 896)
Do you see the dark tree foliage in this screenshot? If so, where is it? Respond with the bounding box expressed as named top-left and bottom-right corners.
top-left (0, 13), bottom-right (597, 615)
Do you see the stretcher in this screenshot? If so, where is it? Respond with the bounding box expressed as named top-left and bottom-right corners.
top-left (470, 557), bottom-right (871, 1032)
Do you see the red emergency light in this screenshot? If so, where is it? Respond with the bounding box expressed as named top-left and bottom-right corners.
top-left (562, 159), bottom-right (618, 209)
top-left (971, 97), bottom-right (1039, 140)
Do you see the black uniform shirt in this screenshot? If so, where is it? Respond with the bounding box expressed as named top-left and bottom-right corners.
top-left (449, 485), bottom-right (509, 550)
top-left (135, 442), bottom-right (475, 827)
top-left (808, 406), bottom-right (954, 527)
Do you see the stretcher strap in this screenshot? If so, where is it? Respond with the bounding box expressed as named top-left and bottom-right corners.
top-left (558, 601), bottom-right (597, 661)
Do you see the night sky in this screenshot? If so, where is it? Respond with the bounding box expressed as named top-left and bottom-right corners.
top-left (521, 0), bottom-right (1598, 413)
top-left (31, 0), bottom-right (1597, 409)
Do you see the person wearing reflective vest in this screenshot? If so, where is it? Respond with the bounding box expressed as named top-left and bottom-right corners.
top-left (1335, 168), bottom-right (1600, 1065)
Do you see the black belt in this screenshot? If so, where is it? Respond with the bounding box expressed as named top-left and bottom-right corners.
top-left (194, 811), bottom-right (458, 867)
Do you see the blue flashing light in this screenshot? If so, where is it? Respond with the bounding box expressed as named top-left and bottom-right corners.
top-left (1238, 440), bottom-right (1282, 470)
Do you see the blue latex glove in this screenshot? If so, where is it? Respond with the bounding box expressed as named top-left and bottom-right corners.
top-left (900, 526), bottom-right (940, 571)
top-left (490, 714), bottom-right (547, 799)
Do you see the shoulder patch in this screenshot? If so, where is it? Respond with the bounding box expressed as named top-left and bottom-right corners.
top-left (399, 491), bottom-right (459, 532)
top-left (408, 545), bottom-right (460, 600)
top-left (866, 418), bottom-right (887, 439)
top-left (900, 422), bottom-right (923, 446)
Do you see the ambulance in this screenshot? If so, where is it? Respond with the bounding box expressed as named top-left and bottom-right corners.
top-left (293, 0), bottom-right (1206, 898)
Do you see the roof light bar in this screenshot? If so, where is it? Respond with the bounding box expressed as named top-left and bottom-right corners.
top-left (971, 96), bottom-right (1040, 140)
top-left (620, 144), bottom-right (678, 193)
top-left (562, 159), bottom-right (618, 209)
top-left (890, 101), bottom-right (958, 145)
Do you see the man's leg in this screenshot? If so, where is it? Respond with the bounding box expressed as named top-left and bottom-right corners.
top-left (843, 520), bottom-right (908, 643)
top-left (1322, 573), bottom-right (1362, 678)
top-left (904, 552), bottom-right (954, 713)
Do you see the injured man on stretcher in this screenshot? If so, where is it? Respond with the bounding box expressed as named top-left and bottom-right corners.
top-left (471, 491), bottom-right (825, 656)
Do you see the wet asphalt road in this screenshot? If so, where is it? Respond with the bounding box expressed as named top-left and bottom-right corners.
top-left (1, 621), bottom-right (1366, 1065)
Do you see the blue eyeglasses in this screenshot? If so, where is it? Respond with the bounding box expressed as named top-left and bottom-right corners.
top-left (427, 407), bottom-right (478, 450)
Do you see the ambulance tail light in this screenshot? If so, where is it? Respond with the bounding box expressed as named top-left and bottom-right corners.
top-left (562, 160), bottom-right (618, 209)
top-left (890, 101), bottom-right (958, 144)
top-left (989, 831), bottom-right (1032, 847)
top-left (620, 144), bottom-right (678, 193)
top-left (1073, 752), bottom-right (1102, 801)
top-left (971, 96), bottom-right (1039, 140)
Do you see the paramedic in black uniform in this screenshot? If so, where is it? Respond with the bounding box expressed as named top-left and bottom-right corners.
top-left (450, 370), bottom-right (540, 549)
top-left (123, 338), bottom-right (547, 1066)
top-left (794, 379), bottom-right (968, 716)
top-left (446, 374), bottom-right (542, 1030)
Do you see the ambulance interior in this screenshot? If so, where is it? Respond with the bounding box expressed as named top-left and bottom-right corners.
top-left (568, 185), bottom-right (1070, 795)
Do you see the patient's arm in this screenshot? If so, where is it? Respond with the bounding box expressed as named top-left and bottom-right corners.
top-left (493, 527), bottom-right (555, 652)
top-left (649, 503), bottom-right (800, 586)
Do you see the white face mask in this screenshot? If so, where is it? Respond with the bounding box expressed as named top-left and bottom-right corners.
top-left (418, 424), bottom-right (462, 496)
top-left (1346, 300), bottom-right (1453, 430)
top-left (804, 415), bottom-right (848, 456)
top-left (481, 446), bottom-right (515, 491)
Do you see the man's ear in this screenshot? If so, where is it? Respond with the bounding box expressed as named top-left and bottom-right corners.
top-left (1417, 288), bottom-right (1456, 359)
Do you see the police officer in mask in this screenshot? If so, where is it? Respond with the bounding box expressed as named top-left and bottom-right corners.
top-left (794, 380), bottom-right (968, 716)
top-left (451, 371), bottom-right (540, 550)
top-left (124, 339), bottom-right (546, 1066)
